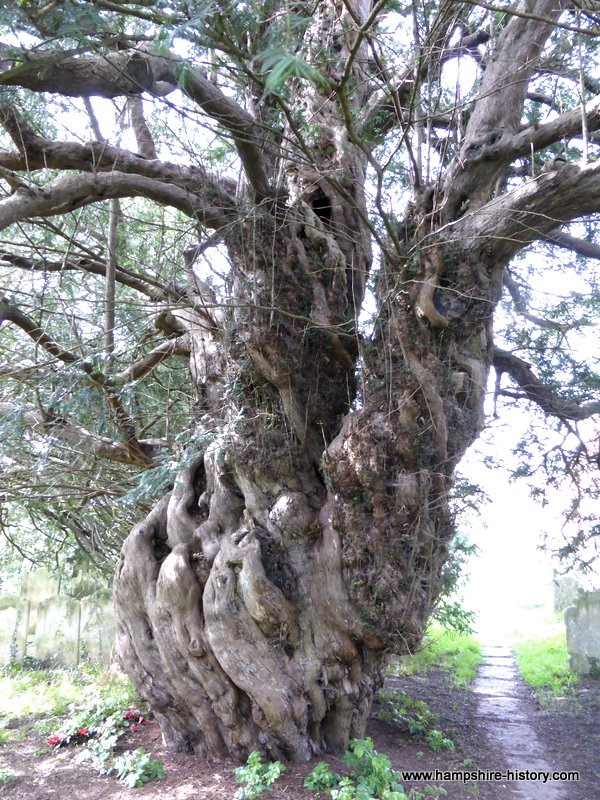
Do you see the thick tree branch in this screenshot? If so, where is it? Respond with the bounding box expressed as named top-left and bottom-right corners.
top-left (0, 294), bottom-right (81, 363)
top-left (440, 0), bottom-right (568, 220)
top-left (0, 46), bottom-right (272, 200)
top-left (510, 95), bottom-right (600, 159)
top-left (503, 270), bottom-right (587, 332)
top-left (0, 251), bottom-right (183, 302)
top-left (454, 160), bottom-right (600, 262)
top-left (179, 69), bottom-right (273, 200)
top-left (0, 293), bottom-right (190, 387)
top-left (0, 45), bottom-right (160, 96)
top-left (128, 96), bottom-right (158, 159)
top-left (0, 171), bottom-right (232, 231)
top-left (541, 228), bottom-right (600, 260)
top-left (113, 335), bottom-right (190, 386)
top-left (0, 401), bottom-right (161, 465)
top-left (493, 347), bottom-right (600, 421)
top-left (0, 101), bottom-right (238, 219)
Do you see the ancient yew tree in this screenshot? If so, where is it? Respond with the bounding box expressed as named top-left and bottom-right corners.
top-left (1, 0), bottom-right (600, 761)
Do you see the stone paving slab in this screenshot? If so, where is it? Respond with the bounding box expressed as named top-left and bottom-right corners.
top-left (477, 664), bottom-right (519, 680)
top-left (474, 646), bottom-right (567, 800)
top-left (474, 695), bottom-right (529, 722)
top-left (472, 676), bottom-right (523, 696)
top-left (483, 654), bottom-right (516, 663)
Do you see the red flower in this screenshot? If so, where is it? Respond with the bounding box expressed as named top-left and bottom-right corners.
top-left (77, 728), bottom-right (89, 737)
top-left (47, 735), bottom-right (60, 747)
top-left (138, 716), bottom-right (145, 725)
top-left (129, 723), bottom-right (137, 733)
top-left (123, 710), bottom-right (136, 720)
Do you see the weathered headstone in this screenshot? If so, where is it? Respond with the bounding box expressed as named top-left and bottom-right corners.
top-left (553, 574), bottom-right (580, 613)
top-left (21, 568), bottom-right (60, 634)
top-left (0, 596), bottom-right (29, 664)
top-left (34, 596), bottom-right (81, 667)
top-left (65, 573), bottom-right (98, 600)
top-left (564, 590), bottom-right (600, 675)
top-left (80, 589), bottom-right (116, 666)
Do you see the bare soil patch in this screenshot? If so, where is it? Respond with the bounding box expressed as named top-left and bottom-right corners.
top-left (1, 667), bottom-right (597, 800)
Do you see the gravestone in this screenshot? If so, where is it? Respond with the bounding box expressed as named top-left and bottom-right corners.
top-left (564, 590), bottom-right (600, 675)
top-left (21, 568), bottom-right (60, 634)
top-left (34, 596), bottom-right (81, 667)
top-left (65, 573), bottom-right (98, 600)
top-left (0, 596), bottom-right (29, 664)
top-left (553, 574), bottom-right (581, 613)
top-left (80, 589), bottom-right (116, 666)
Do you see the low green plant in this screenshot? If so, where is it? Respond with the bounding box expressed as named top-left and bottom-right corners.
top-left (415, 787), bottom-right (448, 798)
top-left (0, 720), bottom-right (11, 746)
top-left (113, 748), bottom-right (165, 788)
top-left (425, 730), bottom-right (454, 753)
top-left (234, 751), bottom-right (286, 799)
top-left (304, 761), bottom-right (342, 790)
top-left (377, 691), bottom-right (454, 753)
top-left (24, 666), bottom-right (164, 788)
top-left (82, 713), bottom-right (126, 773)
top-left (377, 690), bottom-right (433, 736)
top-left (337, 737), bottom-right (408, 799)
top-left (304, 740), bottom-right (446, 800)
top-left (0, 763), bottom-right (14, 786)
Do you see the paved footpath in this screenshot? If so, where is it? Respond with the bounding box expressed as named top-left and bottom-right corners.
top-left (473, 645), bottom-right (566, 800)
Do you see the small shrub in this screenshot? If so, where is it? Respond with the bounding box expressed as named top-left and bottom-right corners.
top-left (339, 738), bottom-right (408, 799)
top-left (304, 761), bottom-right (342, 790)
top-left (377, 690), bottom-right (454, 753)
top-left (0, 763), bottom-right (14, 786)
top-left (234, 751), bottom-right (286, 799)
top-left (113, 748), bottom-right (165, 788)
top-left (425, 730), bottom-right (454, 752)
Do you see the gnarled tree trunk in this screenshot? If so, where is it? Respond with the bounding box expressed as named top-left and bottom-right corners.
top-left (112, 0), bottom-right (586, 762)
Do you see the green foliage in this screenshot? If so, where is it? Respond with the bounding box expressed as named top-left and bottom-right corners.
top-left (0, 762), bottom-right (14, 786)
top-left (304, 761), bottom-right (342, 790)
top-left (512, 630), bottom-right (578, 696)
top-left (258, 47), bottom-right (327, 96)
top-left (377, 690), bottom-right (433, 736)
top-left (376, 691), bottom-right (454, 753)
top-left (113, 748), bottom-right (165, 788)
top-left (389, 627), bottom-right (482, 687)
top-left (234, 751), bottom-right (286, 799)
top-left (1, 661), bottom-right (162, 786)
top-left (425, 730), bottom-right (454, 753)
top-left (336, 738), bottom-right (408, 799)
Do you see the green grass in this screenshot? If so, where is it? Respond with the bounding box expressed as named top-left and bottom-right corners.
top-left (508, 607), bottom-right (577, 696)
top-left (388, 626), bottom-right (482, 687)
top-left (0, 661), bottom-right (137, 723)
